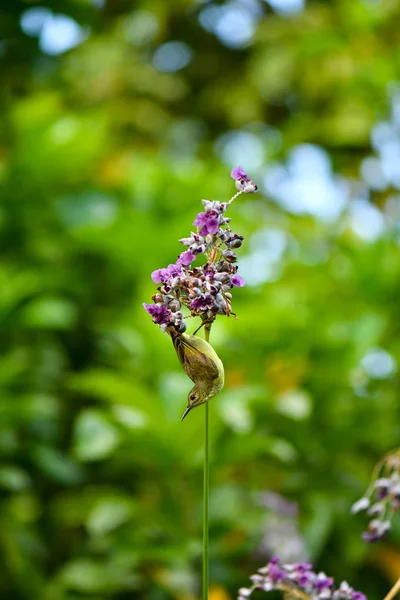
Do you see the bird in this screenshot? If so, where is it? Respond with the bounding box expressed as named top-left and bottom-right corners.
top-left (166, 325), bottom-right (225, 421)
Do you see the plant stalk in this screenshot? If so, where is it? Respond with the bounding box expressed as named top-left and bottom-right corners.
top-left (383, 577), bottom-right (400, 600)
top-left (203, 324), bottom-right (211, 600)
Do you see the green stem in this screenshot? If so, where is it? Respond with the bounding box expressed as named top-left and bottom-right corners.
top-left (383, 577), bottom-right (400, 600)
top-left (203, 325), bottom-right (210, 600)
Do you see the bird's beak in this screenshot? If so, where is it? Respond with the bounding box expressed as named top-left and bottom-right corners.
top-left (181, 404), bottom-right (194, 422)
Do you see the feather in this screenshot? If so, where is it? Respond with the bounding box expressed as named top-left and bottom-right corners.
top-left (173, 334), bottom-right (220, 382)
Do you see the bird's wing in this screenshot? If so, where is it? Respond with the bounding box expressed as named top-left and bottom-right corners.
top-left (173, 335), bottom-right (220, 382)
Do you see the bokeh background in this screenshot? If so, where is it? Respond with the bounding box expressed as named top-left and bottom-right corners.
top-left (1, 0), bottom-right (400, 598)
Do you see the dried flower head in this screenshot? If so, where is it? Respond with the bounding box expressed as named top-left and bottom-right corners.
top-left (238, 557), bottom-right (366, 600)
top-left (351, 448), bottom-right (400, 542)
top-left (143, 168), bottom-right (258, 331)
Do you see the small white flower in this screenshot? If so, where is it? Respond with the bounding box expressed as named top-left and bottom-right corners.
top-left (262, 582), bottom-right (274, 592)
top-left (374, 477), bottom-right (391, 489)
top-left (351, 497), bottom-right (370, 514)
top-left (339, 581), bottom-right (351, 593)
top-left (367, 502), bottom-right (384, 516)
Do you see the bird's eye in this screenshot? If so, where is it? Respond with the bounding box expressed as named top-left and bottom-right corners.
top-left (190, 393), bottom-right (196, 401)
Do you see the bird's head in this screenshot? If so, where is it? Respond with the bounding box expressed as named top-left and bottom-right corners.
top-left (181, 385), bottom-right (211, 421)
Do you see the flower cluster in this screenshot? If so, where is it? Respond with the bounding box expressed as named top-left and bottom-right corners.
top-left (143, 167), bottom-right (257, 331)
top-left (238, 557), bottom-right (366, 600)
top-left (351, 449), bottom-right (400, 542)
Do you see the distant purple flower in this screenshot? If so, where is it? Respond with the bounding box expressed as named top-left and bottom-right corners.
top-left (193, 209), bottom-right (220, 236)
top-left (143, 303), bottom-right (172, 325)
top-left (231, 274), bottom-right (245, 287)
top-left (293, 564), bottom-right (313, 572)
top-left (236, 557), bottom-right (366, 600)
top-left (296, 573), bottom-right (313, 588)
top-left (351, 449), bottom-right (400, 544)
top-left (314, 574), bottom-right (334, 592)
top-left (177, 250), bottom-right (195, 267)
top-left (231, 165), bottom-right (251, 182)
top-left (269, 564), bottom-right (285, 584)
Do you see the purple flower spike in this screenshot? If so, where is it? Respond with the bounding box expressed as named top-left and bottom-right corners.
top-left (145, 168), bottom-right (250, 332)
top-left (231, 165), bottom-right (250, 181)
top-left (143, 303), bottom-right (172, 326)
top-left (231, 274), bottom-right (245, 287)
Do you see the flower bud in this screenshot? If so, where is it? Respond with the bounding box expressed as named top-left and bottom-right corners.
top-left (192, 244), bottom-right (206, 255)
top-left (391, 483), bottom-right (400, 500)
top-left (214, 272), bottom-right (230, 283)
top-left (235, 178), bottom-right (258, 193)
top-left (175, 319), bottom-right (187, 333)
top-left (205, 234), bottom-right (216, 246)
top-left (229, 235), bottom-right (244, 249)
top-left (168, 299), bottom-right (181, 312)
top-left (170, 277), bottom-right (181, 288)
top-left (367, 502), bottom-right (384, 517)
top-left (152, 293), bottom-right (164, 303)
top-left (201, 199), bottom-right (215, 211)
top-left (179, 236), bottom-right (195, 246)
top-left (223, 250), bottom-right (238, 263)
top-left (215, 260), bottom-right (232, 272)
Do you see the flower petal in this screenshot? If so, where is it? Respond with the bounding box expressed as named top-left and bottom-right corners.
top-left (231, 274), bottom-right (245, 287)
top-left (231, 165), bottom-right (248, 180)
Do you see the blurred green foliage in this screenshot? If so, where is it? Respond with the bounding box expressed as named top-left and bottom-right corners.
top-left (1, 0), bottom-right (400, 599)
